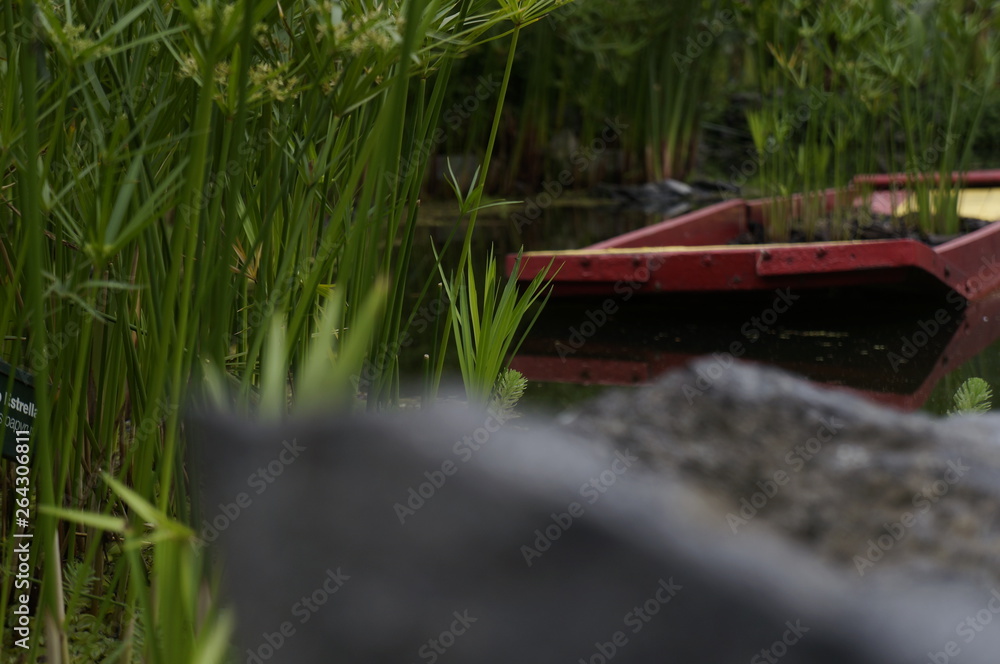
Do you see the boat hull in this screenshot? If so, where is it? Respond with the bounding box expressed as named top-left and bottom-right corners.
top-left (506, 171), bottom-right (1000, 302)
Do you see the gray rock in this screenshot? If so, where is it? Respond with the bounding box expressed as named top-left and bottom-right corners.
top-left (564, 359), bottom-right (1000, 587)
top-left (192, 362), bottom-right (1000, 663)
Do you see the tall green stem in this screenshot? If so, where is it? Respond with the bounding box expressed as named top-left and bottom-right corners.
top-left (455, 22), bottom-right (521, 278)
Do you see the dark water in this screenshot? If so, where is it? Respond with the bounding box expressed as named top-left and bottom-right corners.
top-left (515, 289), bottom-right (1000, 416)
top-left (417, 200), bottom-right (1000, 415)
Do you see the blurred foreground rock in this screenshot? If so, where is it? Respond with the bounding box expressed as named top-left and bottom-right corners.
top-left (566, 359), bottom-right (1000, 587)
top-left (194, 360), bottom-right (1000, 663)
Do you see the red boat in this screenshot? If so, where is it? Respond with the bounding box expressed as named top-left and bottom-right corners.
top-left (504, 170), bottom-right (1000, 410)
top-left (506, 170), bottom-right (1000, 301)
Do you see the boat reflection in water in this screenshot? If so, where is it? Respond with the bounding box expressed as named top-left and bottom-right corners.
top-left (511, 288), bottom-right (1000, 411)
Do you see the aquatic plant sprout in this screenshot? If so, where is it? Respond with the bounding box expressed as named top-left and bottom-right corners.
top-left (436, 246), bottom-right (554, 405)
top-left (949, 377), bottom-right (993, 415)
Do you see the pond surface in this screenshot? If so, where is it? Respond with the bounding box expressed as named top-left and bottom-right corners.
top-left (417, 198), bottom-right (1000, 416)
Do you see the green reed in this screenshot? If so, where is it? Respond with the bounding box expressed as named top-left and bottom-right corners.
top-left (740, 0), bottom-right (998, 241)
top-left (0, 0), bottom-right (569, 660)
top-left (444, 0), bottom-right (732, 188)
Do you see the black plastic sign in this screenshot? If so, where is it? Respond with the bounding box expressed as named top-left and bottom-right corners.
top-left (0, 360), bottom-right (36, 459)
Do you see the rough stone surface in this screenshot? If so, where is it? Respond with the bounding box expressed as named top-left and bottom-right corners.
top-left (194, 362), bottom-right (1000, 663)
top-left (564, 359), bottom-right (1000, 587)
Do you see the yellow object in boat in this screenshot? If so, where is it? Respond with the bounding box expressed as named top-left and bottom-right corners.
top-left (894, 188), bottom-right (1000, 221)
